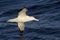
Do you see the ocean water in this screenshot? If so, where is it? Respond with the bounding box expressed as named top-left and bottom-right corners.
top-left (0, 0), bottom-right (60, 40)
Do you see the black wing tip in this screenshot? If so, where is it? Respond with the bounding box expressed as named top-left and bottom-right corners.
top-left (18, 6), bottom-right (28, 12)
top-left (22, 6), bottom-right (28, 9)
top-left (23, 6), bottom-right (27, 8)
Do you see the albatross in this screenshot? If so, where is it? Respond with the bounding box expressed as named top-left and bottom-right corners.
top-left (7, 7), bottom-right (39, 32)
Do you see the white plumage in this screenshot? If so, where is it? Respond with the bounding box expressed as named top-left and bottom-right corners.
top-left (7, 7), bottom-right (39, 32)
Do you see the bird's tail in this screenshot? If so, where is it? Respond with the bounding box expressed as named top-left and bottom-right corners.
top-left (7, 18), bottom-right (17, 22)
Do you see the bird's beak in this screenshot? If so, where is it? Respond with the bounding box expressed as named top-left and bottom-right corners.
top-left (35, 19), bottom-right (39, 21)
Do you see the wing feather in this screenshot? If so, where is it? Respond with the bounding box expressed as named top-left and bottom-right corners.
top-left (18, 22), bottom-right (25, 31)
top-left (18, 7), bottom-right (28, 16)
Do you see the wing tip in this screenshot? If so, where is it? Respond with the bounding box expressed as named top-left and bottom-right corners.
top-left (18, 6), bottom-right (28, 14)
top-left (22, 7), bottom-right (28, 10)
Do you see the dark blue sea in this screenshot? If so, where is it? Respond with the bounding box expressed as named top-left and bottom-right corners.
top-left (0, 0), bottom-right (60, 40)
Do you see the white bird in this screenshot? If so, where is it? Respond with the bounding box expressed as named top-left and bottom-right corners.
top-left (7, 7), bottom-right (39, 32)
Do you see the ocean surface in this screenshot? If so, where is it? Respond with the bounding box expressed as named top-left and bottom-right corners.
top-left (0, 0), bottom-right (60, 40)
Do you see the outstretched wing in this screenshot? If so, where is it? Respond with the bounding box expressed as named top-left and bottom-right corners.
top-left (18, 7), bottom-right (28, 16)
top-left (18, 22), bottom-right (25, 31)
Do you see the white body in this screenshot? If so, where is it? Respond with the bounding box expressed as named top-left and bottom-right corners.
top-left (7, 7), bottom-right (39, 31)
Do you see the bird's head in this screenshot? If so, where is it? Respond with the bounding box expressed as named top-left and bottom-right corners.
top-left (30, 16), bottom-right (39, 21)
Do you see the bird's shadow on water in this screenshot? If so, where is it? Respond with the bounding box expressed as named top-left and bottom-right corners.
top-left (19, 33), bottom-right (26, 40)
